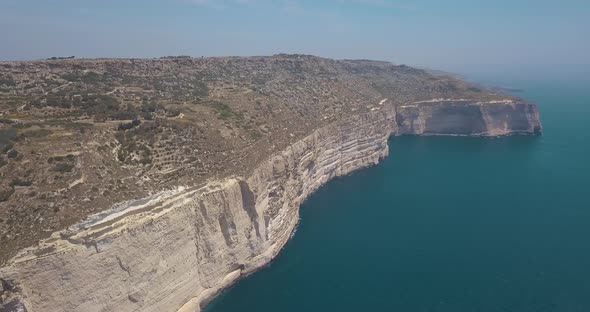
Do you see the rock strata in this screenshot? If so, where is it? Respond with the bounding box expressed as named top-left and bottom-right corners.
top-left (396, 99), bottom-right (541, 136)
top-left (0, 55), bottom-right (542, 312)
top-left (1, 99), bottom-right (540, 312)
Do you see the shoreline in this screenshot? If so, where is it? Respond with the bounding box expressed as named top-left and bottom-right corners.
top-left (0, 100), bottom-right (541, 312)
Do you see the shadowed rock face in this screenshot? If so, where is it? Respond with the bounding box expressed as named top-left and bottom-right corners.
top-left (484, 102), bottom-right (542, 134)
top-left (426, 104), bottom-right (488, 134)
top-left (0, 55), bottom-right (542, 312)
top-left (396, 100), bottom-right (542, 136)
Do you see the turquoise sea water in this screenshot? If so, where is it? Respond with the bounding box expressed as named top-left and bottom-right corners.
top-left (207, 76), bottom-right (590, 312)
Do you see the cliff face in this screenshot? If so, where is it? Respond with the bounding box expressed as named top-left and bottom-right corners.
top-left (396, 100), bottom-right (542, 136)
top-left (0, 55), bottom-right (537, 265)
top-left (0, 55), bottom-right (543, 312)
top-left (1, 107), bottom-right (396, 312)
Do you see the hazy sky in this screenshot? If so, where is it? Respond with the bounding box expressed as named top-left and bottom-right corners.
top-left (0, 0), bottom-right (588, 72)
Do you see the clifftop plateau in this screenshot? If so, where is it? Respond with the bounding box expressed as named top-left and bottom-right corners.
top-left (0, 55), bottom-right (540, 312)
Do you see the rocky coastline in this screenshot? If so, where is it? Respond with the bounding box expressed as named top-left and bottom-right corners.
top-left (1, 96), bottom-right (541, 312)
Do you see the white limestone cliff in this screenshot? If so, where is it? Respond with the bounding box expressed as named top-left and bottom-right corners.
top-left (0, 100), bottom-right (541, 312)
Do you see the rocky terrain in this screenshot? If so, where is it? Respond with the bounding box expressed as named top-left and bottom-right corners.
top-left (0, 54), bottom-right (541, 312)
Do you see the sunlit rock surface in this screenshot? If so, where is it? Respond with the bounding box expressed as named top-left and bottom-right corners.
top-left (0, 55), bottom-right (541, 312)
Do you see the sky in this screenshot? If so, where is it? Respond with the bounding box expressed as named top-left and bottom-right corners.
top-left (0, 0), bottom-right (588, 74)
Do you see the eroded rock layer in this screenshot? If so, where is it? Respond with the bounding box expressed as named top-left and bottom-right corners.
top-left (0, 55), bottom-right (542, 312)
top-left (396, 100), bottom-right (542, 136)
top-left (1, 107), bottom-right (397, 312)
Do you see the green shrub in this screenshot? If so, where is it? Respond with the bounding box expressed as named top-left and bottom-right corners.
top-left (0, 184), bottom-right (14, 202)
top-left (142, 111), bottom-right (154, 120)
top-left (0, 127), bottom-right (17, 145)
top-left (211, 102), bottom-right (235, 119)
top-left (17, 129), bottom-right (52, 140)
top-left (52, 163), bottom-right (74, 173)
top-left (0, 77), bottom-right (16, 87)
top-left (61, 73), bottom-right (81, 82)
top-left (192, 81), bottom-right (209, 97)
top-left (11, 179), bottom-right (32, 187)
top-left (117, 119), bottom-right (141, 131)
top-left (111, 110), bottom-right (137, 121)
top-left (117, 149), bottom-right (127, 162)
top-left (1, 142), bottom-right (14, 154)
top-left (165, 109), bottom-right (181, 118)
top-left (81, 72), bottom-right (101, 84)
top-left (6, 149), bottom-right (18, 159)
top-left (141, 100), bottom-right (160, 113)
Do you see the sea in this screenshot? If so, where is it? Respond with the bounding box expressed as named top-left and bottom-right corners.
top-left (206, 70), bottom-right (590, 312)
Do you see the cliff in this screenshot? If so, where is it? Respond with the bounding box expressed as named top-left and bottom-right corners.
top-left (1, 99), bottom-right (541, 312)
top-left (0, 55), bottom-right (541, 312)
top-left (396, 99), bottom-right (542, 136)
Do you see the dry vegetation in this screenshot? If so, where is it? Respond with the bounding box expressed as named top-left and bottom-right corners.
top-left (0, 54), bottom-right (513, 263)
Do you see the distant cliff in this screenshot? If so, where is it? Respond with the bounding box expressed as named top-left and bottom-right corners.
top-left (0, 55), bottom-right (541, 312)
top-left (396, 100), bottom-right (541, 136)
